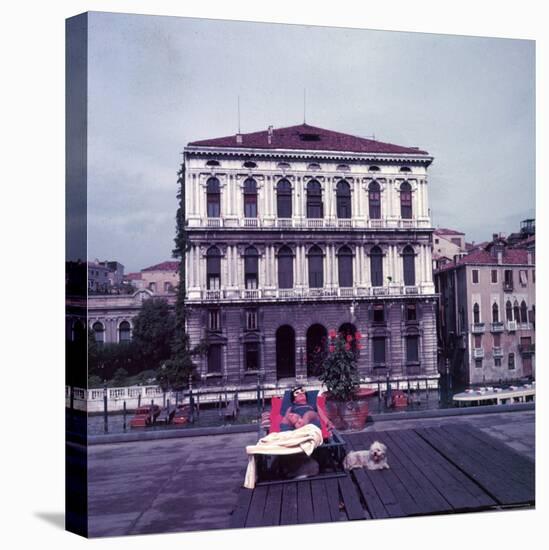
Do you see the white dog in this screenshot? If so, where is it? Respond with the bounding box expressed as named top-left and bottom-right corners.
top-left (343, 441), bottom-right (389, 471)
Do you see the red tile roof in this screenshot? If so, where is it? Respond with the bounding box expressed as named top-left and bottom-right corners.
top-left (142, 261), bottom-right (180, 272)
top-left (436, 248), bottom-right (532, 272)
top-left (434, 228), bottom-right (465, 236)
top-left (125, 272), bottom-right (142, 280)
top-left (188, 124), bottom-right (429, 155)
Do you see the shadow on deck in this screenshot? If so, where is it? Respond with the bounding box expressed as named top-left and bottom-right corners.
top-left (230, 424), bottom-right (535, 528)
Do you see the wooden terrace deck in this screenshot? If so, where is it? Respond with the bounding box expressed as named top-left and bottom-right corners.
top-left (230, 424), bottom-right (535, 528)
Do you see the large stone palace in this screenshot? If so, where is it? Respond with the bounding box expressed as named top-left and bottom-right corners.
top-left (183, 124), bottom-right (439, 387)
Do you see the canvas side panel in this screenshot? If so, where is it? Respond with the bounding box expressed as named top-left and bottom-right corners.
top-left (65, 12), bottom-right (89, 539)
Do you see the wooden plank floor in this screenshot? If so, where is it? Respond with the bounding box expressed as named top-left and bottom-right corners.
top-left (230, 424), bottom-right (535, 528)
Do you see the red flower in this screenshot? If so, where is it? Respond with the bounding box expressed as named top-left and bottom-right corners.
top-left (355, 331), bottom-right (362, 340)
top-left (356, 343), bottom-right (362, 350)
top-left (346, 334), bottom-right (353, 343)
top-left (345, 343), bottom-right (351, 351)
top-left (329, 329), bottom-right (337, 339)
top-left (329, 345), bottom-right (335, 353)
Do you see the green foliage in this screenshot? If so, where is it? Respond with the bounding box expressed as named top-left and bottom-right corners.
top-left (131, 298), bottom-right (176, 369)
top-left (319, 333), bottom-right (360, 401)
top-left (112, 367), bottom-right (129, 387)
top-left (88, 375), bottom-right (103, 388)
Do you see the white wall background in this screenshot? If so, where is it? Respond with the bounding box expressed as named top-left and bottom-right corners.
top-left (1, 1), bottom-right (546, 549)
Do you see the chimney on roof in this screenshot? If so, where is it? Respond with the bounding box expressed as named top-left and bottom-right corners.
top-left (492, 233), bottom-right (498, 242)
top-left (527, 250), bottom-right (533, 265)
top-left (236, 134), bottom-right (243, 144)
top-left (267, 125), bottom-right (273, 145)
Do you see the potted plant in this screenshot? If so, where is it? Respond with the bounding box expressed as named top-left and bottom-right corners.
top-left (319, 329), bottom-right (372, 430)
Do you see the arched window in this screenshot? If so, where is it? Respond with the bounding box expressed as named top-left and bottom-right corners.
top-left (370, 246), bottom-right (383, 287)
top-left (92, 322), bottom-right (104, 345)
top-left (244, 246), bottom-right (259, 289)
top-left (308, 245), bottom-right (324, 288)
top-left (336, 180), bottom-right (352, 219)
top-left (513, 300), bottom-right (520, 322)
top-left (206, 246), bottom-right (221, 289)
top-left (473, 303), bottom-right (480, 324)
top-left (400, 166), bottom-right (411, 173)
top-left (402, 245), bottom-right (415, 286)
top-left (243, 178), bottom-right (257, 218)
top-left (492, 303), bottom-right (499, 323)
top-left (520, 300), bottom-right (528, 323)
top-left (276, 179), bottom-right (292, 218)
top-left (306, 180), bottom-right (323, 219)
top-left (206, 177), bottom-right (220, 218)
top-left (368, 181), bottom-right (381, 219)
top-left (276, 325), bottom-right (295, 379)
top-left (400, 181), bottom-right (412, 219)
top-left (118, 321), bottom-right (131, 343)
top-left (206, 160), bottom-right (220, 167)
top-left (277, 246), bottom-right (294, 289)
top-left (506, 300), bottom-right (513, 321)
top-left (338, 246), bottom-right (353, 287)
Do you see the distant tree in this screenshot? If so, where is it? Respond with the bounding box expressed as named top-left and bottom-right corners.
top-left (161, 162), bottom-right (206, 391)
top-left (131, 298), bottom-right (176, 370)
top-left (112, 367), bottom-right (129, 387)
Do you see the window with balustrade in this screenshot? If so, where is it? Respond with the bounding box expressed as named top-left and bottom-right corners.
top-left (402, 245), bottom-right (416, 286)
top-left (336, 180), bottom-right (351, 219)
top-left (206, 177), bottom-right (221, 218)
top-left (306, 180), bottom-right (323, 218)
top-left (243, 178), bottom-right (257, 218)
top-left (370, 246), bottom-right (383, 287)
top-left (276, 179), bottom-right (292, 218)
top-left (368, 181), bottom-right (381, 219)
top-left (244, 246), bottom-right (259, 289)
top-left (337, 245), bottom-right (353, 288)
top-left (308, 245), bottom-right (324, 288)
top-left (118, 321), bottom-right (131, 343)
top-left (400, 181), bottom-right (412, 219)
top-left (277, 246), bottom-right (294, 289)
top-left (206, 246), bottom-right (221, 289)
top-left (506, 301), bottom-right (513, 321)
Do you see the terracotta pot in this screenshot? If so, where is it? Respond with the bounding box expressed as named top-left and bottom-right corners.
top-left (323, 388), bottom-right (372, 430)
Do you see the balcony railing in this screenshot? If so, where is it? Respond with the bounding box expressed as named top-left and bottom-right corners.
top-left (507, 321), bottom-right (517, 332)
top-left (196, 285), bottom-right (425, 302)
top-left (473, 348), bottom-right (485, 359)
top-left (207, 218), bottom-right (222, 228)
top-left (518, 343), bottom-right (535, 355)
top-left (490, 322), bottom-right (505, 333)
top-left (503, 281), bottom-right (514, 292)
top-left (492, 346), bottom-right (503, 358)
top-left (471, 323), bottom-right (485, 334)
top-left (306, 219), bottom-right (324, 229)
top-left (337, 219), bottom-right (352, 228)
top-left (243, 218), bottom-right (259, 227)
top-left (368, 219), bottom-right (384, 229)
top-left (276, 218), bottom-right (293, 228)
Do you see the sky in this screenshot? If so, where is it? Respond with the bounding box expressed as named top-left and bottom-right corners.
top-left (86, 12), bottom-right (535, 273)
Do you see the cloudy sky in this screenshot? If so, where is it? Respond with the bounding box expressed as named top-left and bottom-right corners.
top-left (87, 12), bottom-right (535, 272)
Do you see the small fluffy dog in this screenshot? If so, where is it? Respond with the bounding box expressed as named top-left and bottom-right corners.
top-left (343, 441), bottom-right (389, 471)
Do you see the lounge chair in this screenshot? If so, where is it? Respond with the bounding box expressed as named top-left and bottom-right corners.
top-left (255, 389), bottom-right (346, 485)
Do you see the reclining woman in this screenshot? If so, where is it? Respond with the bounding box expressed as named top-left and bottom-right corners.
top-left (280, 386), bottom-right (323, 431)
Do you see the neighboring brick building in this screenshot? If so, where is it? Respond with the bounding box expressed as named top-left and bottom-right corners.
top-left (183, 123), bottom-right (439, 388)
top-left (435, 231), bottom-right (535, 385)
top-left (432, 228), bottom-right (467, 269)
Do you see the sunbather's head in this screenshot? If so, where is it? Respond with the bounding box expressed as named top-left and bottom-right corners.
top-left (291, 386), bottom-right (307, 404)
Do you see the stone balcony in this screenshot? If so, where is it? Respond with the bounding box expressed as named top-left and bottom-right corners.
top-left (473, 348), bottom-right (485, 359)
top-left (191, 284), bottom-right (431, 303)
top-left (490, 322), bottom-right (505, 333)
top-left (471, 323), bottom-right (486, 334)
top-left (492, 347), bottom-right (503, 358)
top-left (518, 343), bottom-right (535, 355)
top-left (190, 217), bottom-right (433, 230)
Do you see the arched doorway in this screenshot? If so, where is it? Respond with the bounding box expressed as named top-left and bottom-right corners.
top-left (276, 325), bottom-right (295, 379)
top-left (306, 324), bottom-right (327, 377)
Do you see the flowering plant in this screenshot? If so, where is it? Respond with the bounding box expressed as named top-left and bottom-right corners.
top-left (319, 330), bottom-right (362, 401)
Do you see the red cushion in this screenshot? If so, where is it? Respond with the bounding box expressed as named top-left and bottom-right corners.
top-left (269, 396), bottom-right (282, 433)
top-left (316, 394), bottom-right (330, 439)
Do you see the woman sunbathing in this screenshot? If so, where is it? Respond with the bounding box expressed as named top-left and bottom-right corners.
top-left (280, 386), bottom-right (322, 431)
